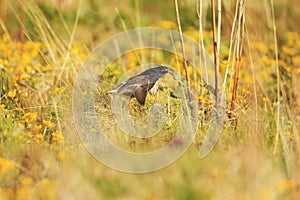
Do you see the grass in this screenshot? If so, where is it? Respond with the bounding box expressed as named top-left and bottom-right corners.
top-left (1, 0), bottom-right (300, 199)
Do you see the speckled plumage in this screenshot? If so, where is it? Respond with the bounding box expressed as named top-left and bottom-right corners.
top-left (107, 66), bottom-right (173, 105)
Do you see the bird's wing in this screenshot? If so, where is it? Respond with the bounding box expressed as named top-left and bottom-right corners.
top-left (107, 82), bottom-right (126, 94)
top-left (133, 87), bottom-right (148, 105)
top-left (127, 75), bottom-right (150, 85)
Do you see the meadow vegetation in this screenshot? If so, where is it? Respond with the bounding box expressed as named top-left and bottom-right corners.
top-left (0, 0), bottom-right (300, 199)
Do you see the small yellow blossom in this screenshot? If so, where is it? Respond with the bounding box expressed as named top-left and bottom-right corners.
top-left (33, 133), bottom-right (44, 143)
top-left (56, 152), bottom-right (65, 161)
top-left (21, 92), bottom-right (28, 98)
top-left (4, 188), bottom-right (15, 199)
top-left (204, 98), bottom-right (213, 105)
top-left (282, 46), bottom-right (294, 56)
top-left (52, 131), bottom-right (64, 143)
top-left (24, 132), bottom-right (33, 138)
top-left (0, 157), bottom-right (15, 175)
top-left (7, 90), bottom-right (17, 98)
top-left (20, 74), bottom-right (30, 81)
top-left (35, 134), bottom-right (44, 140)
top-left (287, 32), bottom-right (299, 46)
top-left (2, 33), bottom-right (11, 42)
top-left (51, 87), bottom-right (66, 95)
top-left (32, 125), bottom-right (42, 132)
top-left (292, 55), bottom-right (300, 65)
top-left (285, 131), bottom-right (293, 137)
top-left (23, 112), bottom-right (37, 123)
top-left (156, 20), bottom-right (176, 29)
top-left (0, 104), bottom-right (5, 109)
top-left (197, 96), bottom-right (203, 101)
top-left (0, 58), bottom-right (9, 66)
top-left (253, 42), bottom-right (268, 53)
top-left (276, 179), bottom-right (294, 192)
top-left (13, 75), bottom-right (20, 83)
top-left (20, 177), bottom-right (34, 186)
top-left (43, 120), bottom-right (56, 129)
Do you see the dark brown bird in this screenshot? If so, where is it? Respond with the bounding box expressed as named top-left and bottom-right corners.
top-left (107, 66), bottom-right (174, 105)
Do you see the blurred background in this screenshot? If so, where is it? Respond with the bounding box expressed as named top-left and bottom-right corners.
top-left (1, 0), bottom-right (300, 43)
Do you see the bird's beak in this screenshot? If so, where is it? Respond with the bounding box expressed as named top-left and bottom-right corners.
top-left (167, 67), bottom-right (176, 74)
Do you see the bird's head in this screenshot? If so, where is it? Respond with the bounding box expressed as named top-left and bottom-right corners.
top-left (151, 65), bottom-right (176, 75)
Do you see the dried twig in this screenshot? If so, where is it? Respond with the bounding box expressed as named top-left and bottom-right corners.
top-left (196, 0), bottom-right (208, 83)
top-left (269, 0), bottom-right (281, 156)
top-left (20, 0), bottom-right (25, 43)
top-left (211, 0), bottom-right (219, 107)
top-left (221, 1), bottom-right (239, 103)
top-left (174, 0), bottom-right (192, 101)
top-left (229, 0), bottom-right (246, 119)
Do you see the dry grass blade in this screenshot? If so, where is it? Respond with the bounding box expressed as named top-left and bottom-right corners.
top-left (229, 0), bottom-right (246, 120)
top-left (174, 0), bottom-right (192, 101)
top-left (210, 0), bottom-right (219, 106)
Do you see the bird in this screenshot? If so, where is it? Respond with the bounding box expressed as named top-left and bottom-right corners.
top-left (107, 65), bottom-right (175, 106)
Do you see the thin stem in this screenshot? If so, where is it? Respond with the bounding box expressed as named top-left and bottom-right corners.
top-left (20, 0), bottom-right (25, 43)
top-left (229, 0), bottom-right (245, 119)
top-left (196, 0), bottom-right (208, 83)
top-left (211, 0), bottom-right (219, 107)
top-left (221, 0), bottom-right (239, 102)
top-left (245, 25), bottom-right (258, 131)
top-left (55, 0), bottom-right (82, 87)
top-left (217, 0), bottom-right (221, 55)
top-left (269, 0), bottom-right (281, 156)
top-left (174, 0), bottom-right (192, 101)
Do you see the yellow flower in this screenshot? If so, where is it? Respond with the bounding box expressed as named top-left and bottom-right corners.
top-left (197, 96), bottom-right (203, 101)
top-left (187, 66), bottom-right (194, 76)
top-left (287, 32), bottom-right (299, 46)
top-left (32, 125), bottom-right (42, 132)
top-left (36, 134), bottom-right (44, 139)
top-left (23, 112), bottom-right (37, 123)
top-left (0, 104), bottom-right (5, 109)
top-left (4, 188), bottom-right (15, 199)
top-left (292, 55), bottom-right (300, 65)
top-left (51, 87), bottom-right (66, 95)
top-left (7, 90), bottom-right (17, 98)
top-left (184, 27), bottom-right (199, 41)
top-left (282, 46), bottom-right (294, 56)
top-left (20, 74), bottom-right (30, 81)
top-left (34, 134), bottom-right (44, 143)
top-left (253, 42), bottom-right (268, 53)
top-left (52, 131), bottom-right (64, 143)
top-left (0, 157), bottom-right (15, 175)
top-left (0, 58), bottom-right (9, 66)
top-left (43, 120), bottom-right (56, 129)
top-left (285, 131), bottom-right (293, 137)
top-left (43, 64), bottom-right (54, 71)
top-left (156, 20), bottom-right (176, 29)
top-left (24, 132), bottom-right (33, 138)
top-left (57, 152), bottom-right (65, 161)
top-left (21, 92), bottom-right (28, 98)
top-left (202, 30), bottom-right (213, 40)
top-left (34, 178), bottom-right (57, 199)
top-left (276, 179), bottom-right (294, 192)
top-left (20, 177), bottom-right (34, 186)
top-left (1, 33), bottom-right (11, 43)
top-left (204, 98), bottom-right (213, 105)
